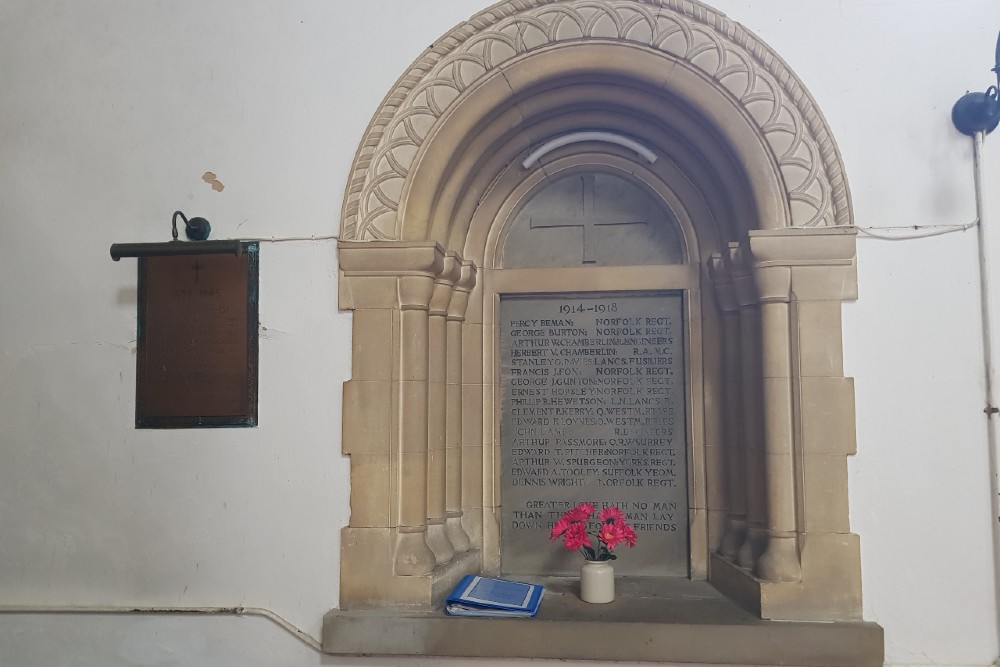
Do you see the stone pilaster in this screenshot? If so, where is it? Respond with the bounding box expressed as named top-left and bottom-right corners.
top-left (337, 241), bottom-right (480, 609)
top-left (460, 294), bottom-right (488, 559)
top-left (729, 247), bottom-right (767, 570)
top-left (708, 253), bottom-right (746, 561)
top-left (445, 262), bottom-right (476, 553)
top-left (762, 227), bottom-right (862, 619)
top-left (730, 227), bottom-right (861, 620)
top-left (749, 261), bottom-right (801, 583)
top-left (425, 254), bottom-right (462, 565)
top-left (393, 275), bottom-right (437, 574)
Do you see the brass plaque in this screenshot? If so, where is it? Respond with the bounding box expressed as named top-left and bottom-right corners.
top-left (136, 243), bottom-right (259, 428)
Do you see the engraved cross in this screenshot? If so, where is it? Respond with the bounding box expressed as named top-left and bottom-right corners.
top-left (191, 260), bottom-right (204, 282)
top-left (529, 174), bottom-right (647, 263)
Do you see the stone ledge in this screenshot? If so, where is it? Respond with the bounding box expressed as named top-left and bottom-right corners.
top-left (709, 545), bottom-right (864, 622)
top-left (323, 578), bottom-right (883, 665)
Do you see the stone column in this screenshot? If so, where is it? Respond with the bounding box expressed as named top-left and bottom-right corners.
top-left (394, 272), bottom-right (439, 575)
top-left (425, 254), bottom-right (461, 565)
top-left (462, 283), bottom-right (493, 570)
top-left (708, 254), bottom-right (747, 561)
top-left (445, 262), bottom-right (476, 553)
top-left (751, 261), bottom-right (802, 583)
top-left (730, 248), bottom-right (767, 570)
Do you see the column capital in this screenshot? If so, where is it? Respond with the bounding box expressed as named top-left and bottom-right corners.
top-left (447, 261), bottom-right (478, 321)
top-left (429, 253), bottom-right (463, 316)
top-left (398, 274), bottom-right (436, 311)
top-left (728, 245), bottom-right (758, 308)
top-left (339, 241), bottom-right (464, 310)
top-left (751, 265), bottom-right (792, 304)
top-left (708, 254), bottom-right (740, 314)
top-left (746, 227), bottom-right (856, 267)
top-left (339, 240), bottom-right (447, 277)
top-left (457, 260), bottom-right (477, 293)
top-left (745, 228), bottom-right (858, 302)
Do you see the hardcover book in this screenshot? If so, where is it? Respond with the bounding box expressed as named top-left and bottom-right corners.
top-left (444, 575), bottom-right (544, 618)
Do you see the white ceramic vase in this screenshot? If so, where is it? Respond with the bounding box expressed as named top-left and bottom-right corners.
top-left (580, 559), bottom-right (615, 603)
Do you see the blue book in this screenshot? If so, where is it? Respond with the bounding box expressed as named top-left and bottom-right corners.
top-left (444, 575), bottom-right (544, 618)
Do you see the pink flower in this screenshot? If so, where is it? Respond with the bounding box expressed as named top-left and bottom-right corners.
top-left (549, 517), bottom-right (572, 541)
top-left (549, 501), bottom-right (638, 559)
top-left (598, 521), bottom-right (626, 550)
top-left (563, 502), bottom-right (595, 523)
top-left (620, 522), bottom-right (638, 547)
top-left (598, 506), bottom-right (625, 524)
top-left (562, 521), bottom-right (592, 551)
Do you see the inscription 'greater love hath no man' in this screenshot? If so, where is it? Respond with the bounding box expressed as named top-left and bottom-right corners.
top-left (499, 292), bottom-right (689, 576)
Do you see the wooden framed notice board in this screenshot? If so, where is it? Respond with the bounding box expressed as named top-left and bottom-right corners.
top-left (136, 242), bottom-right (259, 428)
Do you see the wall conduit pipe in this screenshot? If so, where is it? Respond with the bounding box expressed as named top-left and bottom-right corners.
top-left (971, 130), bottom-right (1000, 663)
top-left (0, 605), bottom-right (322, 653)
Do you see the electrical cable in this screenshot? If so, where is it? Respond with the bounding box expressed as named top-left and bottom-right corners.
top-left (841, 222), bottom-right (979, 241)
top-left (240, 234), bottom-right (339, 243)
top-left (237, 226), bottom-right (983, 244)
top-left (0, 605), bottom-right (323, 653)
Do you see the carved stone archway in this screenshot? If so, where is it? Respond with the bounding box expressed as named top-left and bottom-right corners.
top-left (341, 0), bottom-right (852, 243)
top-left (334, 0), bottom-right (867, 635)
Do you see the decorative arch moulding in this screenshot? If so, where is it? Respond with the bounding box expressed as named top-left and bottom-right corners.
top-left (340, 0), bottom-right (852, 242)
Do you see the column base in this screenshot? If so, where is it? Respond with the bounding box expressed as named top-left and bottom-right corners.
top-left (425, 520), bottom-right (456, 565)
top-left (737, 525), bottom-right (766, 569)
top-left (709, 533), bottom-right (863, 622)
top-left (717, 516), bottom-right (747, 561)
top-left (445, 513), bottom-right (472, 552)
top-left (394, 529), bottom-right (437, 576)
top-left (756, 534), bottom-right (801, 582)
top-left (341, 527), bottom-right (481, 610)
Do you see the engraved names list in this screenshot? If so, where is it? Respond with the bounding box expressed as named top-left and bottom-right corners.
top-left (499, 291), bottom-right (688, 576)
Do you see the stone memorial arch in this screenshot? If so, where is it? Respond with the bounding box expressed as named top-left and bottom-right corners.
top-left (336, 0), bottom-right (862, 624)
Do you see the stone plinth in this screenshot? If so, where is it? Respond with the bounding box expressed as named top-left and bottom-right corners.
top-left (323, 577), bottom-right (883, 665)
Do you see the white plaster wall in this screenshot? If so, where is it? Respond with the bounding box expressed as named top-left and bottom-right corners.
top-left (1, 1), bottom-right (998, 666)
top-left (735, 3), bottom-right (1000, 664)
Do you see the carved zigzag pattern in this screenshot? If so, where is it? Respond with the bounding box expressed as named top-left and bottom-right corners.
top-left (342, 0), bottom-right (849, 241)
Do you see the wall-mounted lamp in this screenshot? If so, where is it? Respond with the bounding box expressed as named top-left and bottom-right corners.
top-left (173, 210), bottom-right (211, 241)
top-left (110, 210), bottom-right (242, 261)
top-left (952, 31), bottom-right (1000, 136)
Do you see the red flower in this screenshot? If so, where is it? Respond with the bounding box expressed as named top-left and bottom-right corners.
top-left (562, 521), bottom-right (592, 551)
top-left (563, 502), bottom-right (595, 523)
top-left (549, 517), bottom-right (572, 541)
top-left (598, 521), bottom-right (626, 550)
top-left (620, 522), bottom-right (638, 547)
top-left (549, 502), bottom-right (638, 559)
top-left (598, 506), bottom-right (625, 524)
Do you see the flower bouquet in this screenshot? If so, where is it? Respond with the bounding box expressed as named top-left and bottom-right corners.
top-left (550, 503), bottom-right (637, 561)
top-left (550, 503), bottom-right (637, 603)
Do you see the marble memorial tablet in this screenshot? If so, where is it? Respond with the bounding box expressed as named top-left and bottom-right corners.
top-left (499, 291), bottom-right (688, 576)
